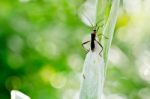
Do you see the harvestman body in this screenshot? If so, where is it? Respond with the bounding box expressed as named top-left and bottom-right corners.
top-left (82, 25), bottom-right (105, 79)
top-left (82, 27), bottom-right (103, 56)
top-left (80, 26), bottom-right (105, 99)
top-left (79, 5), bottom-right (105, 99)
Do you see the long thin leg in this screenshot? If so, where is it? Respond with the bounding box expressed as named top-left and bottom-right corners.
top-left (96, 22), bottom-right (104, 32)
top-left (97, 34), bottom-right (109, 39)
top-left (82, 40), bottom-right (90, 52)
top-left (82, 13), bottom-right (94, 28)
top-left (96, 26), bottom-right (100, 32)
top-left (96, 17), bottom-right (104, 26)
top-left (95, 40), bottom-right (103, 56)
top-left (96, 18), bottom-right (104, 30)
top-left (82, 40), bottom-right (90, 45)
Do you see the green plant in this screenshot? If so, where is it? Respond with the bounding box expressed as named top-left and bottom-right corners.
top-left (79, 0), bottom-right (120, 99)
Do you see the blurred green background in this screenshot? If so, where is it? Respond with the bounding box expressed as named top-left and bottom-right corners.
top-left (0, 0), bottom-right (150, 99)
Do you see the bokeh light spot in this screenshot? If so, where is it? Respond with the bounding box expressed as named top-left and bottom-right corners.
top-left (67, 54), bottom-right (83, 71)
top-left (5, 76), bottom-right (21, 90)
top-left (137, 50), bottom-right (150, 82)
top-left (50, 72), bottom-right (66, 89)
top-left (7, 35), bottom-right (24, 54)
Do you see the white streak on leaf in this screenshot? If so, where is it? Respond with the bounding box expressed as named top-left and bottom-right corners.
top-left (80, 51), bottom-right (104, 99)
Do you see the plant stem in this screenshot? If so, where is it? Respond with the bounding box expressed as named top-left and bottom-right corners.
top-left (102, 0), bottom-right (120, 65)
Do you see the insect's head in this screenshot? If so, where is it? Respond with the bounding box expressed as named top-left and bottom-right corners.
top-left (92, 26), bottom-right (97, 33)
top-left (93, 29), bottom-right (96, 31)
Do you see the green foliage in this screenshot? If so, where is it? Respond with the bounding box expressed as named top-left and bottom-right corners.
top-left (0, 0), bottom-right (150, 99)
top-left (0, 0), bottom-right (85, 99)
top-left (102, 0), bottom-right (120, 65)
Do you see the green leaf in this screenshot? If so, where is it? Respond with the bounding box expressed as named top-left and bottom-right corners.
top-left (102, 0), bottom-right (120, 64)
